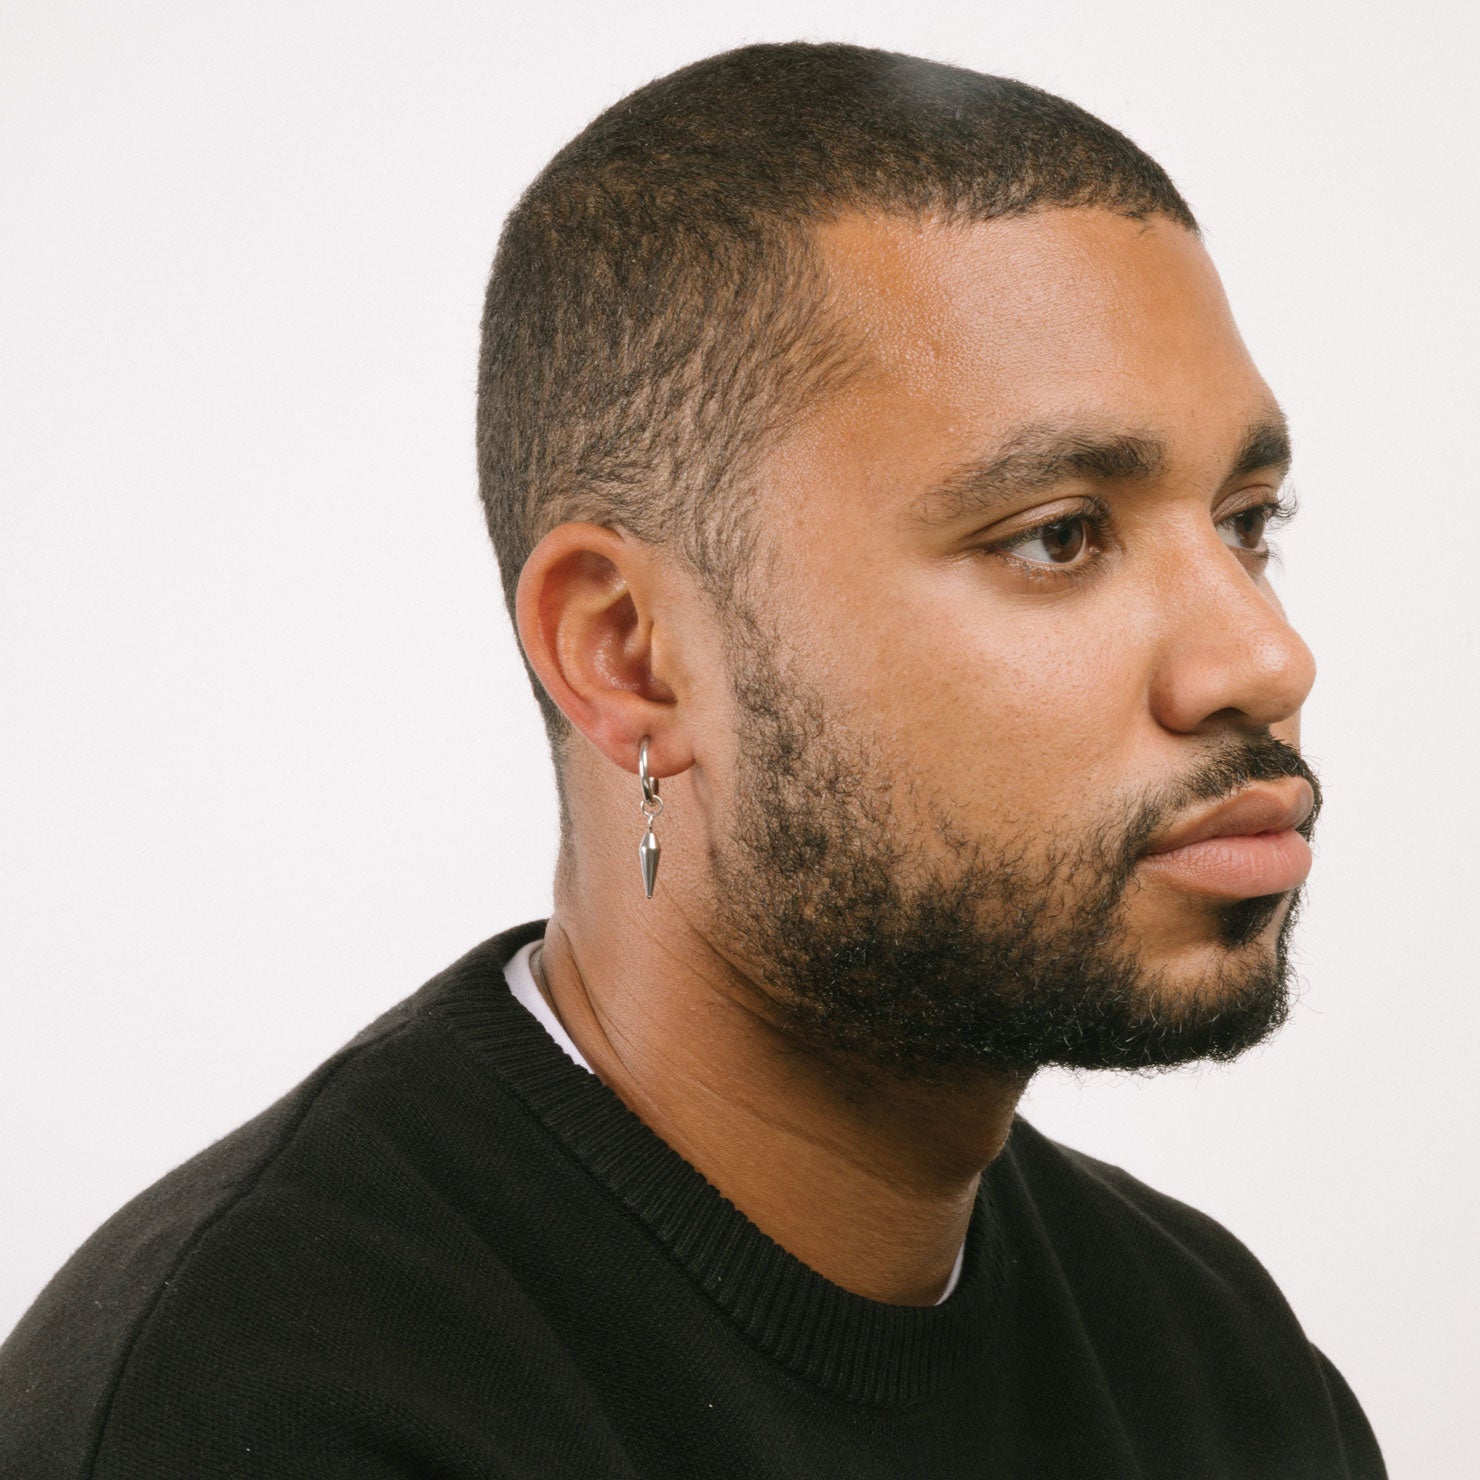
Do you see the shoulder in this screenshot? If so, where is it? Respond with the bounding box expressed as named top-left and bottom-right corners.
top-left (0, 937), bottom-right (542, 1477)
top-left (1000, 1113), bottom-right (1283, 1288)
top-left (992, 1116), bottom-right (1386, 1478)
top-left (996, 1114), bottom-right (1311, 1339)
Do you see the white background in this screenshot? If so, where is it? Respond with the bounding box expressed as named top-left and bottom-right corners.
top-left (3, 1), bottom-right (1475, 1471)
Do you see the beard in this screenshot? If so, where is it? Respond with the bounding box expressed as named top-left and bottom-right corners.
top-left (706, 610), bottom-right (1324, 1086)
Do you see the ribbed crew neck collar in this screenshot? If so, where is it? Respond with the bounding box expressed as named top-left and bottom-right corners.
top-left (430, 921), bottom-right (1007, 1408)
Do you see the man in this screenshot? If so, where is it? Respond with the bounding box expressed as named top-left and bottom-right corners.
top-left (0, 40), bottom-right (1384, 1478)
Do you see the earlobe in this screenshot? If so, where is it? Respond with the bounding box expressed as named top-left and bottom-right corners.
top-left (515, 522), bottom-right (689, 778)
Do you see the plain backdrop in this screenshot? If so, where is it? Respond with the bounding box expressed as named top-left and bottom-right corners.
top-left (3, 0), bottom-right (1475, 1471)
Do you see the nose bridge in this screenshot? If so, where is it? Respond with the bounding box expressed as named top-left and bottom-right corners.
top-left (1150, 530), bottom-right (1316, 733)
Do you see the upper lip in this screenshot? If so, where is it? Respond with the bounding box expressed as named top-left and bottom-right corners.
top-left (1142, 780), bottom-right (1315, 857)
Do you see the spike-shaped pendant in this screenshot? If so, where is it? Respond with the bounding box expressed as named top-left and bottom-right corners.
top-left (639, 826), bottom-right (661, 899)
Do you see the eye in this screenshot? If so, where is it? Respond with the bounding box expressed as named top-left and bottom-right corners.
top-left (1003, 514), bottom-right (1096, 567)
top-left (1219, 504), bottom-right (1272, 553)
top-left (982, 503), bottom-right (1112, 585)
top-left (1217, 495), bottom-right (1296, 558)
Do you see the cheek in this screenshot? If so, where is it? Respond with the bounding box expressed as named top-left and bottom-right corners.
top-left (824, 577), bottom-right (1148, 825)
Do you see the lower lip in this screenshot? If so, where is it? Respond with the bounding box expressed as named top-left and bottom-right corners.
top-left (1137, 828), bottom-right (1313, 898)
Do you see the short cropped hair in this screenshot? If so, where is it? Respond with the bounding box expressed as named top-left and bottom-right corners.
top-left (476, 41), bottom-right (1197, 771)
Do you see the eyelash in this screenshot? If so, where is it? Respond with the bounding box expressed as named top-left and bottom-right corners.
top-left (985, 492), bottom-right (1299, 585)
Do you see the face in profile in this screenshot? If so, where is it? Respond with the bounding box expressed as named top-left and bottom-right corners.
top-left (701, 207), bottom-right (1322, 1083)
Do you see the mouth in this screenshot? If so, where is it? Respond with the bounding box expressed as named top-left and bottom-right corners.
top-left (1135, 780), bottom-right (1315, 900)
top-left (1137, 828), bottom-right (1312, 899)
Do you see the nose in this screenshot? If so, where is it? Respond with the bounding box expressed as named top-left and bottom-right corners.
top-left (1147, 534), bottom-right (1317, 737)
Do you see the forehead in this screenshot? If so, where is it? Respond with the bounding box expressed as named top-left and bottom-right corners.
top-left (775, 209), bottom-right (1276, 505)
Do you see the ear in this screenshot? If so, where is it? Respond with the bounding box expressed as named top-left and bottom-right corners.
top-left (515, 522), bottom-right (694, 779)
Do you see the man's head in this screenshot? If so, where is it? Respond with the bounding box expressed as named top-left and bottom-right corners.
top-left (480, 43), bottom-right (1320, 1084)
top-left (477, 41), bottom-right (1197, 756)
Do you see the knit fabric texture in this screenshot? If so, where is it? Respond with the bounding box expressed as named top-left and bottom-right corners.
top-left (0, 920), bottom-right (1386, 1478)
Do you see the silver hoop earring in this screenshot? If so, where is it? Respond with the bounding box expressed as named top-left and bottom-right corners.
top-left (637, 736), bottom-right (663, 900)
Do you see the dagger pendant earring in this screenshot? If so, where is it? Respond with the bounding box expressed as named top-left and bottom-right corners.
top-left (637, 736), bottom-right (663, 899)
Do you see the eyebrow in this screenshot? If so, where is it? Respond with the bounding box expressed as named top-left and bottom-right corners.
top-left (906, 415), bottom-right (1292, 527)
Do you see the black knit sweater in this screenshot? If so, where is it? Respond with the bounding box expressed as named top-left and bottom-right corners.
top-left (0, 920), bottom-right (1385, 1478)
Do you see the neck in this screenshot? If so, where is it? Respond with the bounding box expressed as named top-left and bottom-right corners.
top-left (536, 888), bottom-right (1030, 1307)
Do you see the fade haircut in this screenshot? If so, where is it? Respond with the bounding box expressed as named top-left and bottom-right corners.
top-left (476, 41), bottom-right (1197, 792)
